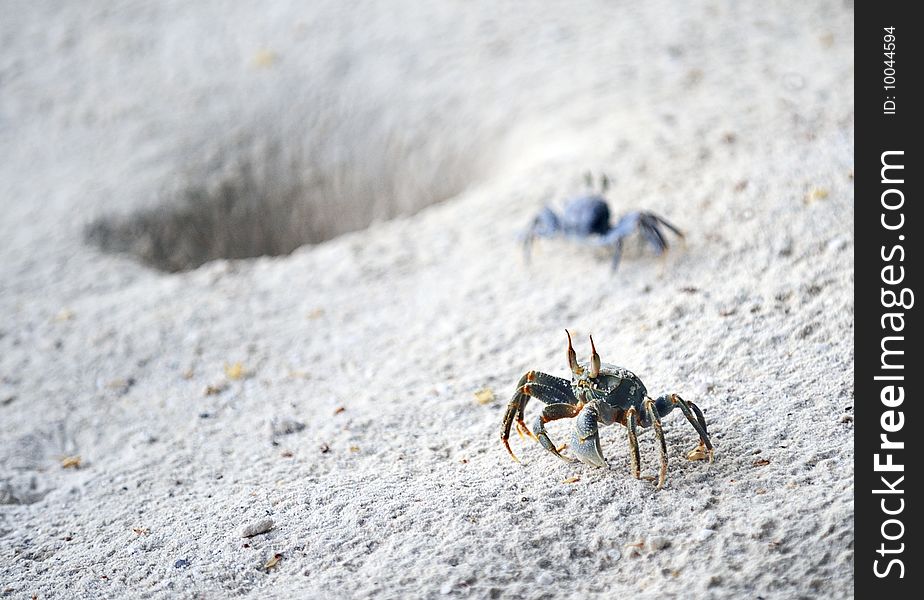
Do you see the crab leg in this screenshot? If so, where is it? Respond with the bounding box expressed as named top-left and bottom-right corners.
top-left (649, 213), bottom-right (684, 238)
top-left (643, 398), bottom-right (669, 489)
top-left (513, 373), bottom-right (576, 429)
top-left (521, 207), bottom-right (562, 262)
top-left (609, 240), bottom-right (625, 270)
top-left (531, 403), bottom-right (583, 463)
top-left (597, 213), bottom-right (636, 269)
top-left (670, 395), bottom-right (714, 462)
top-left (625, 406), bottom-right (641, 479)
top-left (639, 216), bottom-right (669, 254)
top-left (501, 371), bottom-right (577, 462)
top-left (597, 211), bottom-right (684, 270)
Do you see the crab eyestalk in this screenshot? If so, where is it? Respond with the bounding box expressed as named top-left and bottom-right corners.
top-left (565, 330), bottom-right (582, 375)
top-left (588, 334), bottom-right (601, 378)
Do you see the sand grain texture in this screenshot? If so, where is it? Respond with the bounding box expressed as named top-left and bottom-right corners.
top-left (1, 1), bottom-right (853, 598)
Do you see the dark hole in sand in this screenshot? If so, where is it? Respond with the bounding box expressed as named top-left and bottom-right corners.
top-left (85, 144), bottom-right (473, 273)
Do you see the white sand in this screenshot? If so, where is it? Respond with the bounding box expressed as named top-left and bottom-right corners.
top-left (1, 1), bottom-right (854, 598)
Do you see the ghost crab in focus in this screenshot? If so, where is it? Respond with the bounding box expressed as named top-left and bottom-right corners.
top-left (522, 173), bottom-right (684, 270)
top-left (500, 331), bottom-right (714, 489)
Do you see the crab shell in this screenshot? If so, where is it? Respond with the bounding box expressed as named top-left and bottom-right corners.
top-left (570, 361), bottom-right (648, 410)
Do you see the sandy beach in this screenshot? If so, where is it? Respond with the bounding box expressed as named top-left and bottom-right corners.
top-left (1, 1), bottom-right (854, 598)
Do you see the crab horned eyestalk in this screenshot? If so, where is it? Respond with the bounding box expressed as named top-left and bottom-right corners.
top-left (588, 334), bottom-right (601, 378)
top-left (565, 329), bottom-right (582, 375)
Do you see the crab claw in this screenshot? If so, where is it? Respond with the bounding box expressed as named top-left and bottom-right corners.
top-left (571, 406), bottom-right (608, 467)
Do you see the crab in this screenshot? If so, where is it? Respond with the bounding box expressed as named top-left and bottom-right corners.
top-left (522, 174), bottom-right (684, 270)
top-left (500, 331), bottom-right (714, 489)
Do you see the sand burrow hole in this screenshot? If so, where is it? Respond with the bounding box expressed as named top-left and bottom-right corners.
top-left (85, 134), bottom-right (481, 272)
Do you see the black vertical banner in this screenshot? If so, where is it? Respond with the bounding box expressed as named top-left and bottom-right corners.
top-left (856, 2), bottom-right (921, 597)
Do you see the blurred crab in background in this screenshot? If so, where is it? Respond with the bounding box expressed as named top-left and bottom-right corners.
top-left (500, 331), bottom-right (714, 489)
top-left (522, 173), bottom-right (684, 270)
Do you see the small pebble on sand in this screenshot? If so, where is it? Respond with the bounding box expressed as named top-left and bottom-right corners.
top-left (647, 536), bottom-right (670, 551)
top-left (474, 388), bottom-right (495, 405)
top-left (240, 518), bottom-right (275, 538)
top-left (695, 529), bottom-right (716, 541)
